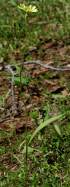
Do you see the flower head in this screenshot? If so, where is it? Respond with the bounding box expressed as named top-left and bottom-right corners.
top-left (18, 3), bottom-right (38, 13)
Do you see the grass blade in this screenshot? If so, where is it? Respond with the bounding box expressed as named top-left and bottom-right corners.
top-left (54, 124), bottom-right (61, 136)
top-left (29, 114), bottom-right (64, 144)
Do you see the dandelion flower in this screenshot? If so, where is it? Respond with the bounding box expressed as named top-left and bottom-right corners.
top-left (18, 4), bottom-right (38, 13)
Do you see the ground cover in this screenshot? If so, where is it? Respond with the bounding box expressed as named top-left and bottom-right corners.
top-left (0, 0), bottom-right (70, 186)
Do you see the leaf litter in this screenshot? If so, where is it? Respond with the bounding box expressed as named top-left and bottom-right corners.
top-left (0, 39), bottom-right (70, 127)
top-left (0, 38), bottom-right (70, 171)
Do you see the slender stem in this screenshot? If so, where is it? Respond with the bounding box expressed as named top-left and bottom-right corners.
top-left (24, 13), bottom-right (29, 186)
top-left (24, 123), bottom-right (28, 186)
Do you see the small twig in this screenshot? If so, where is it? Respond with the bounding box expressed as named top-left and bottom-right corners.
top-left (0, 61), bottom-right (70, 73)
top-left (5, 65), bottom-right (17, 114)
top-left (23, 60), bottom-right (70, 71)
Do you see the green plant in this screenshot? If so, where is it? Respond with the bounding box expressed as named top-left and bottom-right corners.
top-left (14, 76), bottom-right (31, 86)
top-left (29, 113), bottom-right (64, 144)
top-left (17, 3), bottom-right (38, 36)
top-left (17, 3), bottom-right (38, 186)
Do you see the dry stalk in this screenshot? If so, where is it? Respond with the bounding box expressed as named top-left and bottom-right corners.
top-left (5, 65), bottom-right (17, 115)
top-left (23, 60), bottom-right (70, 71)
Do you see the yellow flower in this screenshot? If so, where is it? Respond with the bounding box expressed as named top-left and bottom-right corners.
top-left (18, 3), bottom-right (38, 13)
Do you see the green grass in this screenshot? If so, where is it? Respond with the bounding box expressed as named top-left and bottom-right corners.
top-left (0, 95), bottom-right (70, 186)
top-left (0, 0), bottom-right (70, 186)
top-left (0, 126), bottom-right (70, 187)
